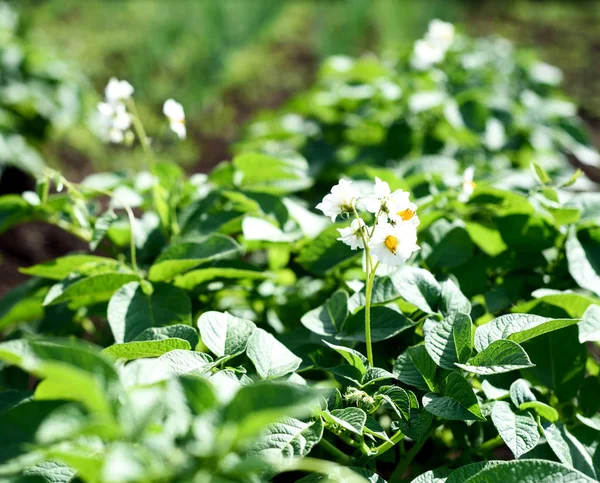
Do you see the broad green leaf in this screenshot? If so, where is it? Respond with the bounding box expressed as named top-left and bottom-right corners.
top-left (148, 234), bottom-right (242, 281)
top-left (246, 328), bottom-right (302, 379)
top-left (480, 380), bottom-right (509, 400)
top-left (250, 416), bottom-right (323, 460)
top-left (20, 255), bottom-right (124, 280)
top-left (510, 379), bottom-right (536, 407)
top-left (197, 311), bottom-right (256, 357)
top-left (339, 305), bottom-right (415, 342)
top-left (520, 402), bottom-right (559, 422)
top-left (376, 386), bottom-right (411, 420)
top-left (566, 228), bottom-right (600, 297)
top-left (323, 341), bottom-right (367, 375)
top-left (107, 282), bottom-right (191, 344)
top-left (296, 224), bottom-right (357, 275)
top-left (157, 350), bottom-right (214, 375)
top-left (465, 221), bottom-right (507, 257)
top-left (423, 372), bottom-right (485, 421)
top-left (521, 327), bottom-right (586, 401)
top-left (491, 401), bottom-right (539, 458)
top-left (173, 267), bottom-right (267, 290)
top-left (102, 338), bottom-right (191, 361)
top-left (439, 278), bottom-right (471, 316)
top-left (425, 312), bottom-right (473, 370)
top-left (0, 278), bottom-right (46, 330)
top-left (543, 423), bottom-right (597, 480)
top-left (301, 290), bottom-right (349, 336)
top-left (513, 291), bottom-right (598, 319)
top-left (474, 313), bottom-right (579, 351)
top-left (579, 304), bottom-right (600, 343)
top-left (43, 273), bottom-right (140, 307)
top-left (410, 468), bottom-right (452, 483)
top-left (134, 325), bottom-right (199, 348)
top-left (394, 390), bottom-right (434, 442)
top-left (460, 459), bottom-right (596, 482)
top-left (22, 461), bottom-right (76, 483)
top-left (446, 462), bottom-right (504, 483)
top-left (391, 265), bottom-right (441, 314)
top-left (422, 219), bottom-right (474, 270)
top-left (179, 375), bottom-right (218, 413)
top-left (233, 152), bottom-right (312, 194)
top-left (223, 382), bottom-right (317, 442)
top-left (393, 345), bottom-right (437, 391)
top-left (324, 407), bottom-right (367, 435)
top-left (297, 467), bottom-right (384, 483)
top-left (455, 340), bottom-right (534, 375)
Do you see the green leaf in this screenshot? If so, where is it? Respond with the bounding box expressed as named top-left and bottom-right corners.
top-left (0, 278), bottom-right (46, 330)
top-left (474, 313), bottom-right (579, 351)
top-left (459, 459), bottom-right (596, 482)
top-left (296, 224), bottom-right (357, 275)
top-left (394, 390), bottom-right (433, 442)
top-left (158, 350), bottom-right (214, 375)
top-left (491, 401), bottom-right (539, 458)
top-left (521, 326), bottom-right (586, 401)
top-left (410, 468), bottom-right (452, 483)
top-left (510, 379), bottom-right (536, 406)
top-left (43, 273), bottom-right (140, 307)
top-left (464, 221), bottom-right (507, 257)
top-left (579, 377), bottom-right (600, 416)
top-left (446, 462), bottom-right (504, 483)
top-left (134, 324), bottom-right (199, 348)
top-left (340, 305), bottom-right (415, 342)
top-left (102, 338), bottom-right (191, 361)
top-left (197, 311), bottom-right (256, 357)
top-left (250, 416), bottom-right (323, 460)
top-left (107, 282), bottom-right (191, 344)
top-left (173, 267), bottom-right (267, 290)
top-left (393, 345), bottom-right (437, 391)
top-left (376, 386), bottom-right (411, 420)
top-left (566, 228), bottom-right (600, 297)
top-left (455, 340), bottom-right (534, 375)
top-left (301, 290), bottom-right (348, 336)
top-left (233, 152), bottom-right (312, 194)
top-left (531, 161), bottom-right (551, 185)
top-left (391, 266), bottom-right (441, 314)
top-left (579, 304), bottom-right (600, 343)
top-left (223, 382), bottom-right (317, 442)
top-left (323, 341), bottom-right (367, 375)
top-left (148, 234), bottom-right (242, 281)
top-left (513, 291), bottom-right (598, 319)
top-left (439, 278), bottom-right (471, 316)
top-left (423, 372), bottom-right (485, 421)
top-left (20, 255), bottom-right (124, 280)
top-left (246, 328), bottom-right (302, 379)
top-left (422, 219), bottom-right (474, 270)
top-left (324, 407), bottom-right (367, 435)
top-left (23, 461), bottom-right (76, 483)
top-left (520, 402), bottom-right (559, 422)
top-left (425, 312), bottom-right (473, 370)
top-left (542, 423), bottom-right (597, 480)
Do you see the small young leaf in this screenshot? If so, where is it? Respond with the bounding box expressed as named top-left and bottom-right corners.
top-left (324, 407), bottom-right (367, 435)
top-left (301, 290), bottom-right (349, 336)
top-left (531, 161), bottom-right (551, 185)
top-left (510, 379), bottom-right (536, 407)
top-left (455, 340), bottom-right (534, 375)
top-left (322, 341), bottom-right (367, 375)
top-left (246, 328), bottom-right (302, 379)
top-left (491, 401), bottom-right (540, 458)
top-left (520, 402), bottom-right (558, 422)
top-left (197, 311), bottom-right (256, 358)
top-left (102, 339), bottom-right (191, 361)
top-left (393, 345), bottom-right (437, 391)
top-left (21, 255), bottom-right (124, 280)
top-left (578, 304), bottom-right (600, 343)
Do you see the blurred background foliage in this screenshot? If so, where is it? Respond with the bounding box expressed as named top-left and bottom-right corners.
top-left (11, 0), bottom-right (599, 178)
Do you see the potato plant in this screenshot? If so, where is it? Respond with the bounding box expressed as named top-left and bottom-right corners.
top-left (1, 20), bottom-right (600, 483)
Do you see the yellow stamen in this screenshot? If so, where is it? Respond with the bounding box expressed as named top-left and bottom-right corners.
top-left (384, 235), bottom-right (398, 254)
top-left (468, 181), bottom-right (476, 188)
top-left (397, 208), bottom-right (415, 221)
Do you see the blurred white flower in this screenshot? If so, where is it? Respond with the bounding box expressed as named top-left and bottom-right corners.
top-left (411, 39), bottom-right (445, 70)
top-left (316, 179), bottom-right (359, 222)
top-left (369, 222), bottom-right (419, 266)
top-left (459, 166), bottom-right (476, 202)
top-left (337, 218), bottom-right (367, 250)
top-left (328, 55), bottom-right (354, 73)
top-left (426, 19), bottom-right (455, 50)
top-left (105, 78), bottom-right (134, 103)
top-left (163, 99), bottom-right (186, 139)
top-left (408, 91), bottom-right (446, 113)
top-left (97, 102), bottom-right (132, 144)
top-left (529, 62), bottom-right (563, 86)
top-left (484, 118), bottom-right (506, 151)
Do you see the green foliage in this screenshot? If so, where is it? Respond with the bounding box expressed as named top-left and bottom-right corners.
top-left (1, 21), bottom-right (600, 483)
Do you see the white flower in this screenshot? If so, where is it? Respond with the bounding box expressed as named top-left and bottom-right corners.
top-left (388, 192), bottom-right (420, 228)
top-left (529, 62), bottom-right (563, 86)
top-left (363, 177), bottom-right (419, 226)
top-left (105, 78), bottom-right (134, 103)
top-left (337, 218), bottom-right (367, 250)
top-left (484, 118), bottom-right (506, 151)
top-left (411, 39), bottom-right (445, 70)
top-left (316, 179), bottom-right (359, 222)
top-left (425, 20), bottom-right (455, 50)
top-left (459, 166), bottom-right (476, 202)
top-left (362, 177), bottom-right (392, 214)
top-left (369, 222), bottom-right (419, 266)
top-left (163, 99), bottom-right (186, 139)
top-left (97, 102), bottom-right (131, 144)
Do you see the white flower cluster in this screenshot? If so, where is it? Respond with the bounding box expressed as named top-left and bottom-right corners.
top-left (411, 19), bottom-right (455, 71)
top-left (317, 177), bottom-right (420, 267)
top-left (97, 78), bottom-right (134, 144)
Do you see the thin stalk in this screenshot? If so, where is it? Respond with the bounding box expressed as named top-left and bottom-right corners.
top-left (126, 98), bottom-right (153, 158)
top-left (372, 429), bottom-right (405, 457)
top-left (389, 426), bottom-right (435, 483)
top-left (364, 262), bottom-right (379, 367)
top-left (318, 438), bottom-right (353, 465)
top-left (477, 435), bottom-right (504, 453)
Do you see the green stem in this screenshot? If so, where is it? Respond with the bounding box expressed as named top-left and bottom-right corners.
top-left (372, 429), bottom-right (405, 457)
top-left (364, 263), bottom-right (376, 367)
top-left (389, 426), bottom-right (435, 482)
top-left (319, 438), bottom-right (353, 465)
top-left (127, 98), bottom-right (153, 159)
top-left (477, 435), bottom-right (504, 453)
